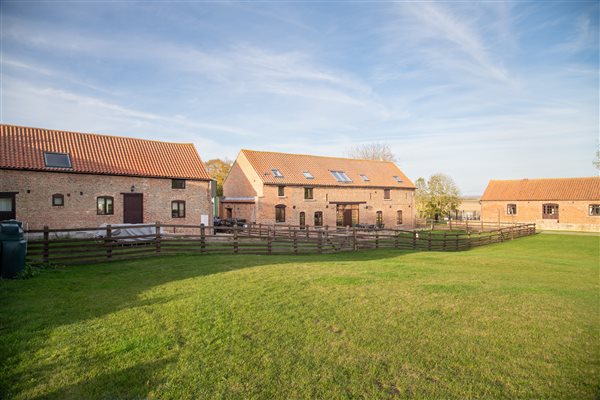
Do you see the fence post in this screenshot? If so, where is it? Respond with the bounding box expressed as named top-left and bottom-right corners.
top-left (155, 222), bottom-right (161, 254)
top-left (353, 227), bottom-right (358, 251)
top-left (375, 230), bottom-right (379, 249)
top-left (318, 230), bottom-right (323, 254)
top-left (293, 229), bottom-right (298, 254)
top-left (442, 231), bottom-right (447, 251)
top-left (200, 224), bottom-right (206, 254)
top-left (455, 232), bottom-right (459, 251)
top-left (467, 232), bottom-right (472, 249)
top-left (449, 219), bottom-right (452, 230)
top-left (394, 229), bottom-right (399, 248)
top-left (428, 231), bottom-right (432, 251)
top-left (412, 231), bottom-right (417, 250)
top-left (233, 227), bottom-right (239, 254)
top-left (106, 224), bottom-right (112, 260)
top-left (258, 223), bottom-right (262, 237)
top-left (43, 225), bottom-right (49, 263)
top-left (267, 226), bottom-right (272, 255)
top-left (466, 219), bottom-right (469, 232)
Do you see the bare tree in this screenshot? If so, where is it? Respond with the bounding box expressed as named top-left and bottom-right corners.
top-left (594, 149), bottom-right (600, 170)
top-left (345, 143), bottom-right (397, 162)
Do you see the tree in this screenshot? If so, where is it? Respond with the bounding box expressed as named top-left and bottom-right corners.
top-left (344, 143), bottom-right (397, 162)
top-left (415, 174), bottom-right (461, 221)
top-left (205, 158), bottom-right (232, 197)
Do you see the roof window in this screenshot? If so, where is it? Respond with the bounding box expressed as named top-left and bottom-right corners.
top-left (44, 152), bottom-right (72, 168)
top-left (393, 176), bottom-right (403, 183)
top-left (272, 169), bottom-right (284, 178)
top-left (359, 174), bottom-right (370, 182)
top-left (331, 170), bottom-right (352, 183)
top-left (303, 171), bottom-right (314, 179)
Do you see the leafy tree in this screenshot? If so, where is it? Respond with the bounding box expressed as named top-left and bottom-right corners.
top-left (415, 174), bottom-right (461, 221)
top-left (345, 143), bottom-right (397, 162)
top-left (205, 158), bottom-right (232, 196)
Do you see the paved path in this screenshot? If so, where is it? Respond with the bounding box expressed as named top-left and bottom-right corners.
top-left (539, 230), bottom-right (599, 237)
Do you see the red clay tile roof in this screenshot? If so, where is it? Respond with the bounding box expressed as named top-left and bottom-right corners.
top-left (0, 124), bottom-right (211, 180)
top-left (241, 149), bottom-right (415, 189)
top-left (481, 177), bottom-right (600, 201)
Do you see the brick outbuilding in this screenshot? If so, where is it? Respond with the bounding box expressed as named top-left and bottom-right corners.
top-left (480, 177), bottom-right (600, 232)
top-left (0, 124), bottom-right (213, 230)
top-left (222, 149), bottom-right (416, 228)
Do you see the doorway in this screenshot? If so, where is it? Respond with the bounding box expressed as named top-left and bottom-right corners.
top-left (123, 193), bottom-right (143, 223)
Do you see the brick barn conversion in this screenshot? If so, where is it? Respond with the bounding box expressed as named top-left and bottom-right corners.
top-left (480, 177), bottom-right (600, 232)
top-left (0, 124), bottom-right (213, 230)
top-left (222, 149), bottom-right (416, 228)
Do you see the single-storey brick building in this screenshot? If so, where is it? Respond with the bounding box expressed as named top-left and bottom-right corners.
top-left (0, 124), bottom-right (213, 230)
top-left (222, 149), bottom-right (416, 228)
top-left (480, 177), bottom-right (600, 232)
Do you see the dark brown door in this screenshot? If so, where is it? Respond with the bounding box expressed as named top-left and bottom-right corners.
top-left (123, 194), bottom-right (143, 224)
top-left (343, 209), bottom-right (353, 227)
top-left (0, 193), bottom-right (16, 221)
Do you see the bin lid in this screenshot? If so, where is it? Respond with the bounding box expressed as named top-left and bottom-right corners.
top-left (0, 220), bottom-right (25, 240)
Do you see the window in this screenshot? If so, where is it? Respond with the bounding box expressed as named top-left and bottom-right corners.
top-left (393, 176), bottom-right (403, 183)
top-left (589, 204), bottom-right (600, 216)
top-left (384, 189), bottom-right (391, 200)
top-left (299, 212), bottom-right (306, 227)
top-left (330, 170), bottom-right (352, 182)
top-left (314, 211), bottom-right (323, 226)
top-left (275, 204), bottom-right (286, 223)
top-left (172, 179), bottom-right (186, 189)
top-left (52, 194), bottom-right (64, 206)
top-left (304, 187), bottom-right (313, 200)
top-left (396, 210), bottom-right (403, 225)
top-left (278, 186), bottom-right (285, 196)
top-left (97, 196), bottom-right (114, 215)
top-left (303, 171), bottom-right (314, 179)
top-left (542, 203), bottom-right (559, 219)
top-left (172, 201), bottom-right (185, 218)
top-left (376, 211), bottom-right (383, 227)
top-left (44, 152), bottom-right (72, 168)
top-left (272, 169), bottom-right (284, 178)
top-left (507, 204), bottom-right (517, 215)
top-left (359, 174), bottom-right (370, 182)
top-left (0, 193), bottom-right (16, 220)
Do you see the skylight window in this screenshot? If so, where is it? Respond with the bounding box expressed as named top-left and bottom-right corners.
top-left (331, 170), bottom-right (352, 183)
top-left (359, 174), bottom-right (370, 182)
top-left (303, 171), bottom-right (314, 179)
top-left (44, 152), bottom-right (72, 168)
top-left (272, 169), bottom-right (284, 178)
top-left (393, 176), bottom-right (403, 183)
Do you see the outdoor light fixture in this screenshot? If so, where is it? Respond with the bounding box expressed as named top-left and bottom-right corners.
top-left (130, 185), bottom-right (135, 192)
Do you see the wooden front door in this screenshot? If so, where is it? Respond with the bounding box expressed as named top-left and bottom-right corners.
top-left (343, 209), bottom-right (353, 227)
top-left (0, 193), bottom-right (16, 221)
top-left (123, 194), bottom-right (143, 224)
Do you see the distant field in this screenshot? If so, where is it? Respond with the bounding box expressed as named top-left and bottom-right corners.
top-left (1, 234), bottom-right (598, 399)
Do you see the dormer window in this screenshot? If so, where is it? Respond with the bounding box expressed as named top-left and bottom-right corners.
top-left (272, 169), bottom-right (284, 178)
top-left (303, 171), bottom-right (314, 179)
top-left (331, 170), bottom-right (352, 183)
top-left (393, 176), bottom-right (403, 183)
top-left (44, 152), bottom-right (72, 168)
top-left (359, 174), bottom-right (370, 182)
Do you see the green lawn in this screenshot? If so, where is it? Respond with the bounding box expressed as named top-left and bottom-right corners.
top-left (1, 234), bottom-right (598, 399)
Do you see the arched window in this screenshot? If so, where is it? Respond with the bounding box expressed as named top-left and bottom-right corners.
top-left (396, 210), bottom-right (403, 225)
top-left (376, 211), bottom-right (383, 228)
top-left (275, 204), bottom-right (286, 223)
top-left (299, 212), bottom-right (306, 227)
top-left (52, 193), bottom-right (64, 207)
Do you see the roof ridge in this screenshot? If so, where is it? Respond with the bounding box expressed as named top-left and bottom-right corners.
top-left (240, 148), bottom-right (397, 164)
top-left (490, 176), bottom-right (599, 182)
top-left (1, 123), bottom-right (195, 147)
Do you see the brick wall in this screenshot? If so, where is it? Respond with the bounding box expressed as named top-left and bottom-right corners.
top-left (481, 200), bottom-right (600, 232)
top-left (0, 169), bottom-right (212, 230)
top-left (228, 184), bottom-right (415, 228)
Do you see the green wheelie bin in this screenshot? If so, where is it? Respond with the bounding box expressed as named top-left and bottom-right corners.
top-left (0, 220), bottom-right (27, 279)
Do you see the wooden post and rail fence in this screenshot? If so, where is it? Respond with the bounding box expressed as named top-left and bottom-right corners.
top-left (24, 222), bottom-right (537, 266)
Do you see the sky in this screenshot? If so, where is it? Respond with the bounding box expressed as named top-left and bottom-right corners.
top-left (1, 1), bottom-right (598, 195)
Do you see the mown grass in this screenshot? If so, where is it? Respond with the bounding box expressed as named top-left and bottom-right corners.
top-left (1, 234), bottom-right (598, 399)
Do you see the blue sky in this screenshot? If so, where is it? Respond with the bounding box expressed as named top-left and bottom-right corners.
top-left (1, 1), bottom-right (598, 195)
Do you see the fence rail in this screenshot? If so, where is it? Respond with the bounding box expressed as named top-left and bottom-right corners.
top-left (25, 222), bottom-right (536, 265)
